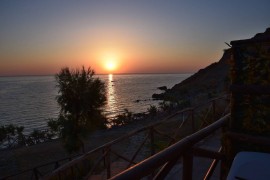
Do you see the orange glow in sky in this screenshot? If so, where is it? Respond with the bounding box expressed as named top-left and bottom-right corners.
top-left (0, 1), bottom-right (269, 76)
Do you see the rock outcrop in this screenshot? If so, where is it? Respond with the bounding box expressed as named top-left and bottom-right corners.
top-left (164, 27), bottom-right (270, 104)
top-left (163, 49), bottom-right (231, 103)
top-left (248, 27), bottom-right (270, 41)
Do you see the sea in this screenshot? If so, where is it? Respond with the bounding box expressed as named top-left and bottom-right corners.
top-left (0, 74), bottom-right (191, 133)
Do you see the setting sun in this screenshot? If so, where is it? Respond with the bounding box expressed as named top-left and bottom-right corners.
top-left (102, 53), bottom-right (120, 73)
top-left (105, 61), bottom-right (117, 71)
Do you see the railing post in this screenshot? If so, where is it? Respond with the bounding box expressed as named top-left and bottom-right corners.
top-left (182, 151), bottom-right (193, 180)
top-left (33, 168), bottom-right (40, 180)
top-left (54, 161), bottom-right (60, 170)
top-left (106, 146), bottom-right (111, 179)
top-left (203, 147), bottom-right (223, 180)
top-left (212, 100), bottom-right (216, 122)
top-left (220, 160), bottom-right (225, 180)
top-left (150, 127), bottom-right (155, 156)
top-left (103, 148), bottom-right (106, 167)
top-left (191, 109), bottom-right (195, 133)
top-left (70, 166), bottom-right (74, 178)
top-left (33, 167), bottom-right (43, 180)
top-left (58, 171), bottom-right (61, 180)
top-left (220, 126), bottom-right (228, 180)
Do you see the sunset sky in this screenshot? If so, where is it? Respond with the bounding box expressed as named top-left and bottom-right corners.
top-left (0, 0), bottom-right (270, 75)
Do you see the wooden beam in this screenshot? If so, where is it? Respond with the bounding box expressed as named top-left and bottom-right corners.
top-left (192, 147), bottom-right (224, 160)
top-left (230, 84), bottom-right (270, 94)
top-left (226, 131), bottom-right (270, 146)
top-left (183, 151), bottom-right (193, 180)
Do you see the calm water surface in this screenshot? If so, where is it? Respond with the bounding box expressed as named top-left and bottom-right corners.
top-left (0, 74), bottom-right (191, 133)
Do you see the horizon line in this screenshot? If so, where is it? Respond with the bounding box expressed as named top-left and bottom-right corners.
top-left (0, 72), bottom-right (194, 78)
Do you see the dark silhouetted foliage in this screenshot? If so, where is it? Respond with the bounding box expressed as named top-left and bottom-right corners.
top-left (49, 66), bottom-right (107, 153)
top-left (147, 105), bottom-right (158, 119)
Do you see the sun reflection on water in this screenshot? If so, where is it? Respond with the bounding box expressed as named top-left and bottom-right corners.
top-left (107, 74), bottom-right (116, 119)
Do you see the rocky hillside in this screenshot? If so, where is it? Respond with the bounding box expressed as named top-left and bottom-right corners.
top-left (164, 49), bottom-right (230, 104)
top-left (244, 27), bottom-right (270, 41)
top-left (164, 27), bottom-right (270, 104)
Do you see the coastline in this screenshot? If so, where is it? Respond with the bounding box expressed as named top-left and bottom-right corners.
top-left (0, 112), bottom-right (168, 178)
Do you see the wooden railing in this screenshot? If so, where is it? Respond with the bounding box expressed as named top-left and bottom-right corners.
top-left (0, 154), bottom-right (82, 180)
top-left (110, 114), bottom-right (230, 180)
top-left (1, 95), bottom-right (229, 180)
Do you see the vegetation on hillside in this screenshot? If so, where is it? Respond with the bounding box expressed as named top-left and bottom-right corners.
top-left (0, 124), bottom-right (54, 148)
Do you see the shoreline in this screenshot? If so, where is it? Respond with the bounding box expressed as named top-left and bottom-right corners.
top-left (0, 111), bottom-right (170, 178)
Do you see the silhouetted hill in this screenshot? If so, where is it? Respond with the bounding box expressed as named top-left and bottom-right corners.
top-left (164, 27), bottom-right (270, 104)
top-left (253, 27), bottom-right (270, 40)
top-left (164, 49), bottom-right (230, 103)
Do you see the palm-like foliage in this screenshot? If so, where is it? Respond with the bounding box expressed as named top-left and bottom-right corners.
top-left (51, 66), bottom-right (107, 153)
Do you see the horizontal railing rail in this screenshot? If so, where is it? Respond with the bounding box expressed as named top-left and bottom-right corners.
top-left (43, 108), bottom-right (195, 179)
top-left (110, 114), bottom-right (230, 180)
top-left (0, 153), bottom-right (82, 180)
top-left (230, 84), bottom-right (270, 94)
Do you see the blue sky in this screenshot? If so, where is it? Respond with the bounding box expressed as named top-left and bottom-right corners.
top-left (0, 0), bottom-right (269, 75)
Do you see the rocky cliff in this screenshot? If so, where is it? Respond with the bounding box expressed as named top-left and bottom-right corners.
top-left (164, 27), bottom-right (270, 104)
top-left (164, 49), bottom-right (230, 104)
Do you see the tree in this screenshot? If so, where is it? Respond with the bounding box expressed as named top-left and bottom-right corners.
top-left (111, 109), bottom-right (133, 126)
top-left (0, 124), bottom-right (25, 148)
top-left (49, 66), bottom-right (107, 153)
top-left (147, 105), bottom-right (158, 119)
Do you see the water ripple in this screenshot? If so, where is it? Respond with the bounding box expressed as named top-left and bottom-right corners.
top-left (0, 74), bottom-right (191, 132)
